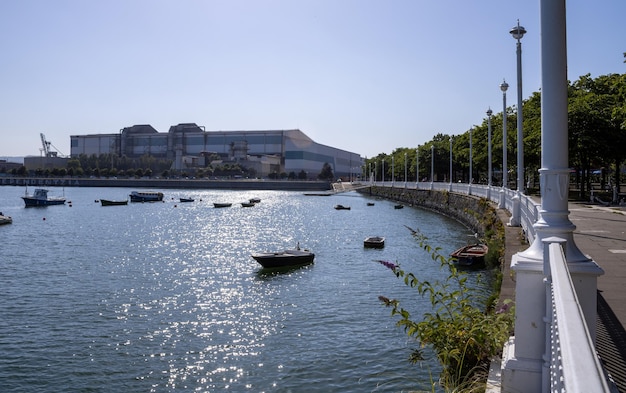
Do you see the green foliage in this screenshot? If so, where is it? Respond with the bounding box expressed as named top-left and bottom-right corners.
top-left (317, 162), bottom-right (335, 180)
top-left (364, 72), bottom-right (626, 198)
top-left (378, 227), bottom-right (514, 390)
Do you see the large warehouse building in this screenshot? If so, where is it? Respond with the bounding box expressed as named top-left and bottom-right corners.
top-left (70, 124), bottom-right (363, 179)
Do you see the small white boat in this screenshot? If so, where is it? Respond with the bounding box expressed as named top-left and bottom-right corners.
top-left (0, 213), bottom-right (12, 225)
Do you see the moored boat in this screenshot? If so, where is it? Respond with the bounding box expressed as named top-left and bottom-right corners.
top-left (394, 204), bottom-right (404, 209)
top-left (249, 198), bottom-right (261, 203)
top-left (179, 197), bottom-right (195, 203)
top-left (100, 199), bottom-right (128, 206)
top-left (251, 247), bottom-right (315, 268)
top-left (213, 202), bottom-right (232, 208)
top-left (0, 213), bottom-right (12, 225)
top-left (364, 236), bottom-right (385, 248)
top-left (129, 191), bottom-right (164, 202)
top-left (21, 188), bottom-right (66, 207)
top-left (450, 243), bottom-right (488, 266)
top-left (241, 202), bottom-right (255, 207)
top-left (334, 204), bottom-right (351, 210)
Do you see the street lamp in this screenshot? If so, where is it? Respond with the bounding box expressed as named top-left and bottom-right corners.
top-left (416, 147), bottom-right (419, 188)
top-left (449, 136), bottom-right (453, 191)
top-left (381, 159), bottom-right (384, 183)
top-left (510, 20), bottom-right (526, 193)
top-left (501, 80), bottom-right (509, 189)
top-left (391, 155), bottom-right (395, 186)
top-left (487, 108), bottom-right (493, 196)
top-left (469, 128), bottom-right (473, 185)
top-left (404, 152), bottom-right (407, 187)
top-left (430, 145), bottom-right (434, 187)
top-left (374, 161), bottom-right (377, 183)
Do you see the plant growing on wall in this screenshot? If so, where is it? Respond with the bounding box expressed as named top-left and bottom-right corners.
top-left (377, 227), bottom-right (514, 391)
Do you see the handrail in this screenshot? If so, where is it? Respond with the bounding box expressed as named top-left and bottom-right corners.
top-left (369, 181), bottom-right (540, 242)
top-left (368, 181), bottom-right (616, 392)
top-left (543, 238), bottom-right (615, 392)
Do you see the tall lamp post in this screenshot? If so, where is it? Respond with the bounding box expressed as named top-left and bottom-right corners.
top-left (509, 20), bottom-right (526, 226)
top-left (416, 147), bottom-right (419, 188)
top-left (499, 80), bottom-right (509, 208)
top-left (381, 159), bottom-right (384, 184)
top-left (430, 145), bottom-right (434, 190)
top-left (404, 152), bottom-right (407, 188)
top-left (449, 137), bottom-right (453, 191)
top-left (391, 155), bottom-right (395, 187)
top-left (469, 128), bottom-right (473, 194)
top-left (511, 20), bottom-right (526, 193)
top-left (487, 108), bottom-right (493, 199)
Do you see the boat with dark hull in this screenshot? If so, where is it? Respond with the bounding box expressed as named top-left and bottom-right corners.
top-left (100, 199), bottom-right (128, 206)
top-left (450, 243), bottom-right (488, 266)
top-left (334, 204), bottom-right (351, 210)
top-left (251, 247), bottom-right (315, 268)
top-left (21, 188), bottom-right (66, 207)
top-left (129, 191), bottom-right (164, 202)
top-left (364, 236), bottom-right (385, 248)
top-left (214, 202), bottom-right (232, 208)
top-left (179, 198), bottom-right (195, 203)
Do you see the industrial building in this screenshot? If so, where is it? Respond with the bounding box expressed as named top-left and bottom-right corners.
top-left (70, 124), bottom-right (363, 179)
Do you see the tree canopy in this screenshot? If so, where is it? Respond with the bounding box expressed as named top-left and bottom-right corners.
top-left (364, 71), bottom-right (626, 200)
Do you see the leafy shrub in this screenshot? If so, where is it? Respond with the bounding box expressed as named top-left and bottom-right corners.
top-left (377, 227), bottom-right (514, 391)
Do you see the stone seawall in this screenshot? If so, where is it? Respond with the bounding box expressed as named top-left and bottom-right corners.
top-left (0, 177), bottom-right (332, 191)
top-left (358, 186), bottom-right (502, 243)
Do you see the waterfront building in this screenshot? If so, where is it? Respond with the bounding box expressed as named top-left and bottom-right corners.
top-left (70, 124), bottom-right (362, 179)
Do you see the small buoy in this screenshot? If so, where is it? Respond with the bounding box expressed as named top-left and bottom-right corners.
top-left (174, 204), bottom-right (178, 208)
top-left (43, 217), bottom-right (46, 221)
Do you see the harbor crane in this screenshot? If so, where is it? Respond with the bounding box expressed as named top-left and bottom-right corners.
top-left (40, 133), bottom-right (62, 157)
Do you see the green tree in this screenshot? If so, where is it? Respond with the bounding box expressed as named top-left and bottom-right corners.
top-left (317, 162), bottom-right (334, 181)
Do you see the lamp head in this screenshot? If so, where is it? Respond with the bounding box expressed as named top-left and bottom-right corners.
top-left (487, 108), bottom-right (493, 117)
top-left (500, 80), bottom-right (509, 92)
top-left (510, 20), bottom-right (526, 40)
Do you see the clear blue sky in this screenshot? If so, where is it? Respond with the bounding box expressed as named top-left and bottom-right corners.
top-left (1, 0), bottom-right (624, 159)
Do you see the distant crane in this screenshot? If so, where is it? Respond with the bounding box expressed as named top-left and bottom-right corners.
top-left (40, 133), bottom-right (63, 157)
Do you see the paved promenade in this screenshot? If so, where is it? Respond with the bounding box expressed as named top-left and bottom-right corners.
top-left (498, 201), bottom-right (626, 392)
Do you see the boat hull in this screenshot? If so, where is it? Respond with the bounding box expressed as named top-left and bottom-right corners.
top-left (100, 199), bottom-right (128, 206)
top-left (450, 244), bottom-right (488, 266)
top-left (129, 191), bottom-right (164, 202)
top-left (22, 197), bottom-right (66, 207)
top-left (364, 236), bottom-right (385, 248)
top-left (251, 250), bottom-right (315, 268)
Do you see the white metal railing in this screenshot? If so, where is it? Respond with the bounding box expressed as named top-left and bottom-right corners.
top-left (367, 181), bottom-right (617, 392)
top-left (543, 238), bottom-right (616, 392)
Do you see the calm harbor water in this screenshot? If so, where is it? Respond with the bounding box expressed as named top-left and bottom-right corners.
top-left (0, 186), bottom-right (490, 392)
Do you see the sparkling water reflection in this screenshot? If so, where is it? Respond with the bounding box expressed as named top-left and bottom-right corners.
top-left (0, 187), bottom-right (491, 392)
